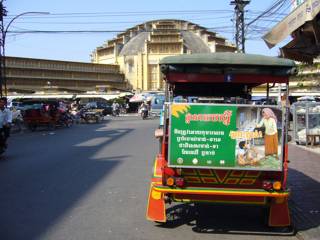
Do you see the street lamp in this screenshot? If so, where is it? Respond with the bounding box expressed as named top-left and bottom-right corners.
top-left (0, 7), bottom-right (49, 97)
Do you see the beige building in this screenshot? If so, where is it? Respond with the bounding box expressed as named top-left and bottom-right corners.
top-left (91, 19), bottom-right (236, 91)
top-left (289, 62), bottom-right (320, 97)
top-left (5, 56), bottom-right (126, 94)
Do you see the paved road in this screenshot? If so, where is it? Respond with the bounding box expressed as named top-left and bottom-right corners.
top-left (0, 116), bottom-right (316, 240)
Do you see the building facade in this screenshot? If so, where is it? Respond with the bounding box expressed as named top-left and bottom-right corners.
top-left (289, 62), bottom-right (320, 96)
top-left (5, 56), bottom-right (126, 94)
top-left (91, 19), bottom-right (236, 91)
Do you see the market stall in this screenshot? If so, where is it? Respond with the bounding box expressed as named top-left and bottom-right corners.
top-left (292, 101), bottom-right (320, 145)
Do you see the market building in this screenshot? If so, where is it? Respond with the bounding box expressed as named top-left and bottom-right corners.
top-left (91, 19), bottom-right (236, 91)
top-left (5, 56), bottom-right (126, 94)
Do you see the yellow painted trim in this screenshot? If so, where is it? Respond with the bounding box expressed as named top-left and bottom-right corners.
top-left (153, 186), bottom-right (290, 198)
top-left (185, 176), bottom-right (202, 183)
top-left (197, 169), bottom-right (214, 176)
top-left (224, 178), bottom-right (240, 184)
top-left (239, 178), bottom-right (256, 185)
top-left (153, 158), bottom-right (161, 178)
top-left (214, 170), bottom-right (229, 183)
top-left (182, 169), bottom-right (197, 176)
top-left (172, 196), bottom-right (267, 205)
top-left (245, 171), bottom-right (261, 178)
top-left (230, 171), bottom-right (244, 177)
top-left (201, 177), bottom-right (218, 184)
top-left (151, 189), bottom-right (162, 200)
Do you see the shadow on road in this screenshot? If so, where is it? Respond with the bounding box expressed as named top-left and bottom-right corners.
top-left (288, 168), bottom-right (320, 233)
top-left (0, 122), bottom-right (133, 240)
top-left (156, 203), bottom-right (295, 236)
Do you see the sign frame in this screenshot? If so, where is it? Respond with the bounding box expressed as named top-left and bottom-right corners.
top-left (168, 103), bottom-right (284, 171)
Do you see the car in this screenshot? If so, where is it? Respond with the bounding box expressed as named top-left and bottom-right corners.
top-left (85, 102), bottom-right (112, 116)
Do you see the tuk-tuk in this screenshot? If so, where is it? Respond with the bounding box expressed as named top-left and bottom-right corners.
top-left (146, 53), bottom-right (297, 227)
top-left (23, 100), bottom-right (67, 130)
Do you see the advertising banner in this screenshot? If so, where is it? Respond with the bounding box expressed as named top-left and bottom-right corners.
top-left (169, 103), bottom-right (283, 171)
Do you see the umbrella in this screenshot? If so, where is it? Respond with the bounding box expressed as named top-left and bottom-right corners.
top-left (129, 94), bottom-right (146, 103)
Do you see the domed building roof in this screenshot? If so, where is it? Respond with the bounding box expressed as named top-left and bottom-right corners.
top-left (181, 31), bottom-right (211, 53)
top-left (92, 19), bottom-right (236, 60)
top-left (119, 32), bottom-right (149, 56)
top-left (91, 19), bottom-right (236, 92)
top-left (119, 30), bottom-right (211, 56)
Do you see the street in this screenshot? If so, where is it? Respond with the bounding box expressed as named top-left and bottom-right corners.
top-left (0, 116), bottom-right (318, 240)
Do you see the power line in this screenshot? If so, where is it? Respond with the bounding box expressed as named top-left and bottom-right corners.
top-left (9, 15), bottom-right (234, 25)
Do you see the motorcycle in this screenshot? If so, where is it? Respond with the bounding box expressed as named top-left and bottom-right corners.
top-left (79, 109), bottom-right (102, 123)
top-left (141, 109), bottom-right (148, 120)
top-left (59, 112), bottom-right (74, 127)
top-left (112, 108), bottom-right (120, 117)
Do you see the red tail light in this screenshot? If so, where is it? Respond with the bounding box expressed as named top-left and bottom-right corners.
top-left (262, 181), bottom-right (273, 191)
top-left (175, 177), bottom-right (185, 187)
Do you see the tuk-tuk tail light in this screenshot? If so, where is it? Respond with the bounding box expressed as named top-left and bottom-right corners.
top-left (273, 181), bottom-right (282, 190)
top-left (166, 177), bottom-right (175, 186)
top-left (165, 177), bottom-right (185, 187)
top-left (262, 181), bottom-right (273, 191)
top-left (262, 180), bottom-right (282, 191)
top-left (175, 177), bottom-right (185, 187)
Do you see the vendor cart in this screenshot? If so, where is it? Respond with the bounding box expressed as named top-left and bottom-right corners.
top-left (146, 53), bottom-right (297, 227)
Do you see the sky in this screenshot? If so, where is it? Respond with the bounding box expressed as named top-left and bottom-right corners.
top-left (4, 0), bottom-right (293, 63)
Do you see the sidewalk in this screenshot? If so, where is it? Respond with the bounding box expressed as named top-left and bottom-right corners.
top-left (288, 142), bottom-right (320, 240)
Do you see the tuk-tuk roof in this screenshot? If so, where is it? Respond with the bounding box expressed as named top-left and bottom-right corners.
top-left (160, 53), bottom-right (297, 86)
top-left (160, 52), bottom-right (295, 67)
top-left (160, 53), bottom-right (297, 97)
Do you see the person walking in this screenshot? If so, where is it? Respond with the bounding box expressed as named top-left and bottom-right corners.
top-left (1, 98), bottom-right (12, 147)
top-left (0, 98), bottom-right (12, 151)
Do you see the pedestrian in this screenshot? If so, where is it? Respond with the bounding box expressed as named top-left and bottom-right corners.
top-left (0, 98), bottom-right (12, 150)
top-left (125, 102), bottom-right (130, 113)
top-left (112, 101), bottom-right (120, 116)
top-left (1, 97), bottom-right (12, 146)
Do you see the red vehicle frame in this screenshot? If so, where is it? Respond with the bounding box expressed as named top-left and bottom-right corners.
top-left (23, 100), bottom-right (62, 131)
top-left (146, 53), bottom-right (297, 227)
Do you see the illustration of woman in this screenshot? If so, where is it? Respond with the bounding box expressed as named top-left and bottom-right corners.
top-left (256, 108), bottom-right (278, 157)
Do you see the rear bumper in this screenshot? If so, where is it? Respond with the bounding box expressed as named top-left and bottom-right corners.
top-left (152, 184), bottom-right (290, 198)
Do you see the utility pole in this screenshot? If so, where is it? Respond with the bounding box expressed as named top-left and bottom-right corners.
top-left (0, 5), bottom-right (49, 97)
top-left (230, 0), bottom-right (250, 53)
top-left (0, 0), bottom-right (7, 97)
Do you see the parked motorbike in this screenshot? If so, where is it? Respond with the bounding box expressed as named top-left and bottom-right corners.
top-left (80, 109), bottom-right (102, 123)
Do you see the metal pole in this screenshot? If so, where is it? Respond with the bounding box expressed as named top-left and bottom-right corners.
top-left (0, 1), bottom-right (7, 97)
top-left (230, 0), bottom-right (250, 53)
top-left (1, 10), bottom-right (49, 96)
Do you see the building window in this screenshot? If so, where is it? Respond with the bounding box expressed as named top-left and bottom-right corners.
top-left (148, 64), bottom-right (158, 90)
top-left (127, 59), bottom-right (134, 73)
